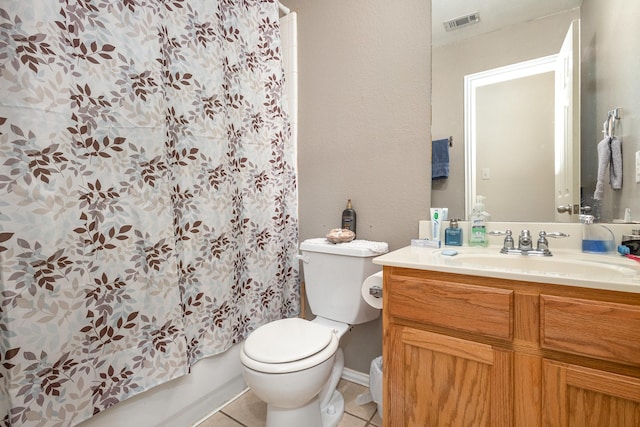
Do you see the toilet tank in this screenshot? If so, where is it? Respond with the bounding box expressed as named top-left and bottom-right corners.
top-left (299, 239), bottom-right (388, 325)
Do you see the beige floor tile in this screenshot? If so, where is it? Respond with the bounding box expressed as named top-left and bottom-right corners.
top-left (220, 389), bottom-right (267, 427)
top-left (197, 411), bottom-right (243, 427)
top-left (368, 410), bottom-right (382, 427)
top-left (337, 412), bottom-right (368, 427)
top-left (203, 380), bottom-right (377, 427)
top-left (337, 380), bottom-right (377, 421)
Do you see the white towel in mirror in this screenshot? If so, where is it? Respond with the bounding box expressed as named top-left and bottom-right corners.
top-left (593, 137), bottom-right (610, 200)
top-left (610, 136), bottom-right (622, 189)
top-left (594, 136), bottom-right (623, 201)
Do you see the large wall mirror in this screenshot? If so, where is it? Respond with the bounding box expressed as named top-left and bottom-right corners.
top-left (431, 0), bottom-right (640, 224)
top-left (465, 56), bottom-right (561, 222)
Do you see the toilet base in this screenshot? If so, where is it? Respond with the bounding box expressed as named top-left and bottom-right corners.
top-left (264, 389), bottom-right (345, 427)
top-left (321, 389), bottom-right (345, 427)
top-left (266, 396), bottom-right (321, 427)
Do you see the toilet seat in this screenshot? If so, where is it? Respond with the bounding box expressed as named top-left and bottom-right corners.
top-left (241, 318), bottom-right (339, 374)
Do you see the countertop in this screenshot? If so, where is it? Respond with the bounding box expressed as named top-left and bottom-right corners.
top-left (373, 245), bottom-right (640, 294)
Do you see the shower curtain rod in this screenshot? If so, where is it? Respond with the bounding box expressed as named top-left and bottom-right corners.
top-left (278, 1), bottom-right (291, 15)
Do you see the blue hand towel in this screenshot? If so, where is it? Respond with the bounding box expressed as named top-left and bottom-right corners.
top-left (432, 138), bottom-right (450, 180)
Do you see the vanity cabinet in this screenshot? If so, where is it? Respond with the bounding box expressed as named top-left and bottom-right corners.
top-left (382, 267), bottom-right (640, 427)
top-left (542, 360), bottom-right (640, 426)
top-left (540, 295), bottom-right (640, 426)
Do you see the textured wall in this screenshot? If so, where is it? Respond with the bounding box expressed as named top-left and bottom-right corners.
top-left (286, 0), bottom-right (431, 373)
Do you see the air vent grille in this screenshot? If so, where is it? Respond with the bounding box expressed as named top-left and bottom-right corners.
top-left (443, 12), bottom-right (480, 31)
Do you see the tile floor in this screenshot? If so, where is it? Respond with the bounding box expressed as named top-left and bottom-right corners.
top-left (197, 380), bottom-right (382, 427)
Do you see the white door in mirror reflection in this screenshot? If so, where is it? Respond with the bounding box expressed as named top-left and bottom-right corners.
top-left (465, 20), bottom-right (582, 223)
top-left (554, 20), bottom-right (581, 223)
top-left (465, 57), bottom-right (556, 221)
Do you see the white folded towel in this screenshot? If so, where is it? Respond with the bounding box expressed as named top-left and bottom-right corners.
top-left (303, 238), bottom-right (389, 254)
top-left (610, 136), bottom-right (623, 189)
top-left (593, 137), bottom-right (611, 200)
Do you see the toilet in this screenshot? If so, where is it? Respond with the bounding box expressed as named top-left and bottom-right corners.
top-left (240, 238), bottom-right (388, 427)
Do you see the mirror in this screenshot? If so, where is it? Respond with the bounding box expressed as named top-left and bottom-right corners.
top-left (431, 0), bottom-right (640, 224)
top-left (464, 56), bottom-right (558, 222)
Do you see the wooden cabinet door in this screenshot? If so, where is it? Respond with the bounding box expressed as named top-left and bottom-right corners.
top-left (385, 325), bottom-right (513, 427)
top-left (543, 359), bottom-right (640, 426)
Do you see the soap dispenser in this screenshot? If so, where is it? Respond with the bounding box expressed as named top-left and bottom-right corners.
top-left (445, 219), bottom-right (463, 246)
top-left (341, 199), bottom-right (356, 234)
top-left (469, 195), bottom-right (489, 247)
top-left (581, 215), bottom-right (615, 253)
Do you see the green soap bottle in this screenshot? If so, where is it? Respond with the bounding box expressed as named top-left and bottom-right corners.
top-left (469, 195), bottom-right (489, 247)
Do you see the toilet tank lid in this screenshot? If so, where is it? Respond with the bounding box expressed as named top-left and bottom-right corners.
top-left (300, 239), bottom-right (389, 257)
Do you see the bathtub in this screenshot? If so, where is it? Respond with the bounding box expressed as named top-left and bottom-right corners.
top-left (78, 343), bottom-right (247, 427)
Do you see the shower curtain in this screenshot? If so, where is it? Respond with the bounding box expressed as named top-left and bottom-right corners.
top-left (0, 0), bottom-right (299, 425)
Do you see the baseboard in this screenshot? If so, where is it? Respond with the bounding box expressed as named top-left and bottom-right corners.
top-left (191, 384), bottom-right (249, 427)
top-left (174, 375), bottom-right (246, 427)
top-left (341, 367), bottom-right (369, 387)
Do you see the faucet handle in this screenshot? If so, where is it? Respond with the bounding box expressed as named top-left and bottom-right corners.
top-left (504, 229), bottom-right (514, 249)
top-left (537, 231), bottom-right (549, 251)
top-left (535, 231), bottom-right (568, 255)
top-left (489, 229), bottom-right (515, 251)
top-left (545, 231), bottom-right (570, 238)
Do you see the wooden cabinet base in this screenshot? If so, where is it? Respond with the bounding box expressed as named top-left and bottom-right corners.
top-left (543, 360), bottom-right (640, 426)
top-left (383, 267), bottom-right (640, 427)
top-left (385, 326), bottom-right (512, 426)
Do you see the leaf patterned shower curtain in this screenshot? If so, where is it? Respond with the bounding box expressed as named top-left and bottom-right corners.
top-left (0, 0), bottom-right (299, 425)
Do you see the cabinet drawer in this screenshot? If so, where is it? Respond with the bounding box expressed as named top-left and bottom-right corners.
top-left (541, 294), bottom-right (640, 366)
top-left (387, 276), bottom-right (513, 341)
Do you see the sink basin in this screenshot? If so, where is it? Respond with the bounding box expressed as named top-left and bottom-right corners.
top-left (442, 251), bottom-right (639, 279)
top-left (372, 245), bottom-right (640, 292)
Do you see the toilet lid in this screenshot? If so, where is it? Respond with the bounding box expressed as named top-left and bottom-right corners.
top-left (243, 318), bottom-right (333, 364)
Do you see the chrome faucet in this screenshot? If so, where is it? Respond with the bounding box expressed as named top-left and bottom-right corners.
top-left (518, 230), bottom-right (533, 251)
top-left (489, 229), bottom-right (569, 256)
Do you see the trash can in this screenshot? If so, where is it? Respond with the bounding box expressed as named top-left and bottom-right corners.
top-left (370, 356), bottom-right (383, 416)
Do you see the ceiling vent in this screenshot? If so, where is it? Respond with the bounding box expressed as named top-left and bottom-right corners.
top-left (443, 12), bottom-right (480, 31)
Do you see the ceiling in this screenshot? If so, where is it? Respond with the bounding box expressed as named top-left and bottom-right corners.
top-left (432, 0), bottom-right (583, 46)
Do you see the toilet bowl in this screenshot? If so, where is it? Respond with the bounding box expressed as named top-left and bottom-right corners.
top-left (240, 238), bottom-right (388, 427)
top-left (240, 317), bottom-right (347, 427)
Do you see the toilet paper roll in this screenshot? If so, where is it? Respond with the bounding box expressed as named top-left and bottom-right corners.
top-left (361, 271), bottom-right (383, 310)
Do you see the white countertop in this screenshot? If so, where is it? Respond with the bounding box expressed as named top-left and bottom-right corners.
top-left (373, 245), bottom-right (640, 294)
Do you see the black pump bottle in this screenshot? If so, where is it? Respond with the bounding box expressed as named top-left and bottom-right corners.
top-left (341, 199), bottom-right (356, 234)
